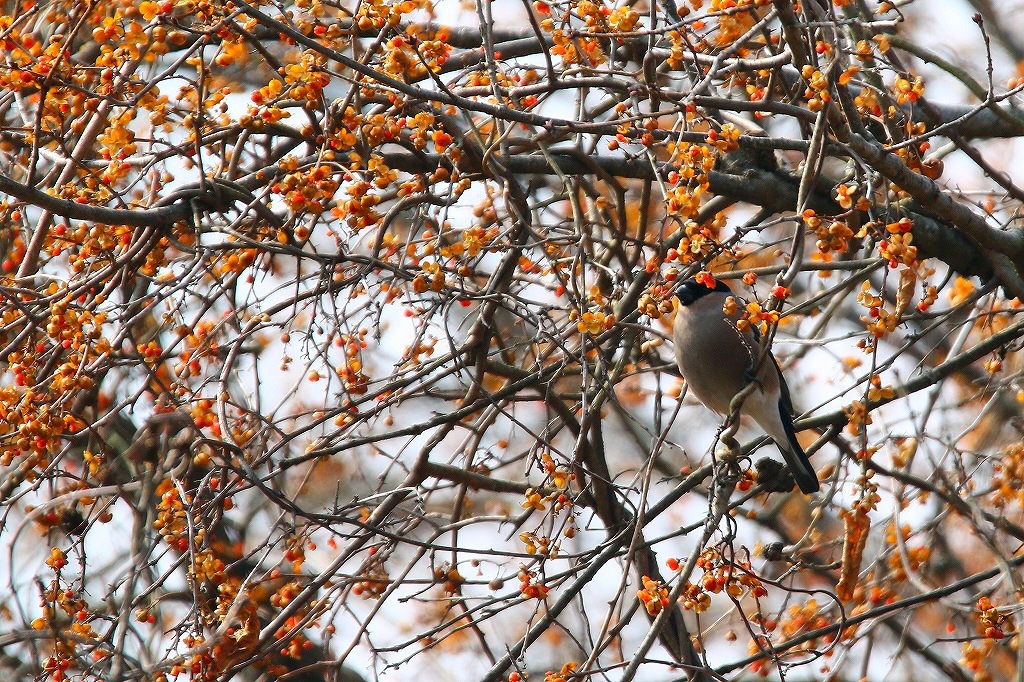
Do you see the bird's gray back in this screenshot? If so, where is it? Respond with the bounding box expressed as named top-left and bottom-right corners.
top-left (673, 293), bottom-right (779, 414)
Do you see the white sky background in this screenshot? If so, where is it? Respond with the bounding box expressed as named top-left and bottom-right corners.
top-left (282, 2), bottom-right (1024, 680)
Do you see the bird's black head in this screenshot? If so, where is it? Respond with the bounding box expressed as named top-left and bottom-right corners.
top-left (677, 277), bottom-right (732, 306)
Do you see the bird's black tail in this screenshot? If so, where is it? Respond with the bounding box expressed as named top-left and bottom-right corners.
top-left (778, 403), bottom-right (820, 494)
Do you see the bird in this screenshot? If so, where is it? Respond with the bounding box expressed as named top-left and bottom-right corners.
top-left (672, 277), bottom-right (819, 494)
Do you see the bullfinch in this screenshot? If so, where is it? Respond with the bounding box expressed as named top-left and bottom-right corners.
top-left (672, 277), bottom-right (819, 494)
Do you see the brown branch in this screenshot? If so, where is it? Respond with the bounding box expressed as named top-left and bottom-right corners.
top-left (802, 315), bottom-right (1024, 433)
top-left (716, 550), bottom-right (1024, 676)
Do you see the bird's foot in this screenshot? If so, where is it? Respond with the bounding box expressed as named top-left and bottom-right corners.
top-left (754, 457), bottom-right (798, 493)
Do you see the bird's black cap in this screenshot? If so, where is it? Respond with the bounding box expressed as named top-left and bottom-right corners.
top-left (677, 277), bottom-right (732, 305)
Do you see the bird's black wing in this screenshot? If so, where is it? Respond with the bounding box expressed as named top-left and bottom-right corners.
top-left (749, 324), bottom-right (795, 414)
top-left (772, 355), bottom-right (795, 415)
